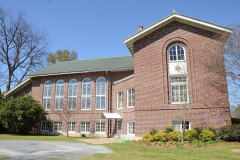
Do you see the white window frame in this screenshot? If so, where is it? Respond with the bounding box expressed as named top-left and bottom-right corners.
top-left (53, 122), bottom-right (62, 132)
top-left (127, 121), bottom-right (135, 135)
top-left (170, 77), bottom-right (189, 104)
top-left (68, 122), bottom-right (76, 133)
top-left (42, 80), bottom-right (52, 110)
top-left (41, 121), bottom-right (49, 132)
top-left (95, 122), bottom-right (105, 133)
top-left (172, 120), bottom-right (191, 132)
top-left (80, 122), bottom-right (90, 133)
top-left (95, 77), bottom-right (106, 110)
top-left (117, 91), bottom-right (123, 109)
top-left (81, 78), bottom-right (92, 110)
top-left (55, 80), bottom-right (64, 110)
top-left (68, 79), bottom-right (78, 110)
top-left (127, 88), bottom-right (135, 108)
top-left (168, 44), bottom-right (186, 62)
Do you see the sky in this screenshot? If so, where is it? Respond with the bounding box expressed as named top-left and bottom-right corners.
top-left (1, 0), bottom-right (240, 105)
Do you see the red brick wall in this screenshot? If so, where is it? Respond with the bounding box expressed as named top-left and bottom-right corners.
top-left (30, 70), bottom-right (133, 134)
top-left (133, 21), bottom-right (231, 136)
top-left (13, 83), bottom-right (32, 98)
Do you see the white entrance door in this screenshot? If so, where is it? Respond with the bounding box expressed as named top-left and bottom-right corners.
top-left (117, 120), bottom-right (122, 139)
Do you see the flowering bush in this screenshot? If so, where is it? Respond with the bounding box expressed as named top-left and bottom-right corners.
top-left (153, 132), bottom-right (167, 141)
top-left (168, 130), bottom-right (182, 142)
top-left (184, 130), bottom-right (197, 141)
top-left (142, 133), bottom-right (154, 142)
top-left (199, 130), bottom-right (215, 142)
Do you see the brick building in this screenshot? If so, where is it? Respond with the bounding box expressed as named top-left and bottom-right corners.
top-left (5, 12), bottom-right (232, 139)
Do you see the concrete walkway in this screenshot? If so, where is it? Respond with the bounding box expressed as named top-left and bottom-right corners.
top-left (77, 138), bottom-right (126, 144)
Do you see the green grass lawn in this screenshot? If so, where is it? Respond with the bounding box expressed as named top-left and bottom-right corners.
top-left (82, 142), bottom-right (240, 160)
top-left (0, 134), bottom-right (96, 142)
top-left (0, 134), bottom-right (240, 160)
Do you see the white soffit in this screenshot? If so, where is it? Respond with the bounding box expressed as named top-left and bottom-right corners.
top-left (100, 113), bottom-right (122, 119)
top-left (124, 13), bottom-right (233, 54)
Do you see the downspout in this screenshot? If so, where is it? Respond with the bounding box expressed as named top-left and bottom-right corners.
top-left (106, 71), bottom-right (110, 138)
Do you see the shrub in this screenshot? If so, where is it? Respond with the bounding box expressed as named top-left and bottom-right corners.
top-left (218, 124), bottom-right (240, 142)
top-left (81, 134), bottom-right (86, 137)
top-left (168, 131), bottom-right (182, 142)
top-left (207, 126), bottom-right (216, 136)
top-left (184, 130), bottom-right (197, 141)
top-left (0, 94), bottom-right (44, 134)
top-left (149, 128), bottom-right (158, 136)
top-left (153, 132), bottom-right (167, 142)
top-left (231, 117), bottom-right (240, 124)
top-left (142, 133), bottom-right (154, 142)
top-left (199, 130), bottom-right (215, 142)
top-left (163, 126), bottom-right (173, 133)
top-left (193, 126), bottom-right (203, 139)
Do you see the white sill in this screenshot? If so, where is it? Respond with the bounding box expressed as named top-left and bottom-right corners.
top-left (68, 131), bottom-right (76, 133)
top-left (127, 106), bottom-right (134, 108)
top-left (45, 109), bottom-right (50, 111)
top-left (169, 60), bottom-right (186, 63)
top-left (96, 132), bottom-right (106, 134)
top-left (95, 109), bottom-right (106, 110)
top-left (54, 109), bottom-right (63, 111)
top-left (53, 131), bottom-right (62, 132)
top-left (127, 134), bottom-right (135, 135)
top-left (80, 132), bottom-right (90, 133)
top-left (117, 108), bottom-right (123, 110)
top-left (171, 102), bottom-right (189, 105)
top-left (81, 109), bottom-right (91, 110)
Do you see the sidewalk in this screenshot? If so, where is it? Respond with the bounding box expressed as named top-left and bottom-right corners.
top-left (77, 138), bottom-right (130, 144)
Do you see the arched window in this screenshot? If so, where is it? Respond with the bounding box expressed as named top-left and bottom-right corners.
top-left (68, 79), bottom-right (78, 110)
top-left (95, 77), bottom-right (106, 110)
top-left (55, 80), bottom-right (64, 110)
top-left (43, 80), bottom-right (52, 110)
top-left (81, 78), bottom-right (91, 110)
top-left (169, 44), bottom-right (185, 61)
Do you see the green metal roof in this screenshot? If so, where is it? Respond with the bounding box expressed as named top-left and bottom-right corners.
top-left (27, 55), bottom-right (134, 77)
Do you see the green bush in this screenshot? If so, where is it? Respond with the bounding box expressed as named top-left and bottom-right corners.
top-left (153, 132), bottom-right (167, 142)
top-left (0, 94), bottom-right (44, 134)
top-left (184, 129), bottom-right (197, 141)
top-left (199, 130), bottom-right (215, 142)
top-left (218, 124), bottom-right (240, 142)
top-left (168, 131), bottom-right (182, 142)
top-left (142, 133), bottom-right (154, 142)
top-left (163, 126), bottom-right (173, 133)
top-left (207, 126), bottom-right (216, 136)
top-left (231, 117), bottom-right (240, 124)
top-left (193, 126), bottom-right (203, 139)
top-left (81, 134), bottom-right (86, 137)
top-left (149, 128), bottom-right (158, 136)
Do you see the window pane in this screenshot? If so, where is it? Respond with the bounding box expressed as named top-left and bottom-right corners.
top-left (87, 97), bottom-right (91, 109)
top-left (96, 97), bottom-right (100, 109)
top-left (82, 84), bottom-right (86, 95)
top-left (87, 84), bottom-right (91, 95)
top-left (60, 86), bottom-right (64, 96)
top-left (73, 84), bottom-right (77, 96)
top-left (96, 84), bottom-right (101, 95)
top-left (101, 97), bottom-right (105, 109)
top-left (60, 98), bottom-right (63, 109)
top-left (68, 85), bottom-right (73, 96)
top-left (101, 84), bottom-right (105, 95)
top-left (47, 99), bottom-right (51, 109)
top-left (73, 98), bottom-right (77, 110)
top-left (68, 97), bottom-right (72, 110)
top-left (81, 97), bottom-right (86, 109)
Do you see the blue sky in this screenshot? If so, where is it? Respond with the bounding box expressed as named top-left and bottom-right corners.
top-left (1, 0), bottom-right (240, 105)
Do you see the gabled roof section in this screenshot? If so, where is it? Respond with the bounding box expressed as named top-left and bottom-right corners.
top-left (113, 74), bottom-right (134, 85)
top-left (4, 78), bottom-right (32, 97)
top-left (27, 55), bottom-right (134, 77)
top-left (124, 12), bottom-right (233, 55)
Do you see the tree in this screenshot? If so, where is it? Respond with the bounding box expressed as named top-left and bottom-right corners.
top-left (0, 94), bottom-right (44, 134)
top-left (0, 7), bottom-right (49, 91)
top-left (233, 105), bottom-right (240, 119)
top-left (46, 50), bottom-right (77, 65)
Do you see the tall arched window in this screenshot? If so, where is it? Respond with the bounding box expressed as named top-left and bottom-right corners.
top-left (68, 79), bottom-right (78, 110)
top-left (95, 77), bottom-right (106, 110)
top-left (169, 44), bottom-right (185, 61)
top-left (55, 80), bottom-right (64, 110)
top-left (43, 80), bottom-right (52, 110)
top-left (81, 78), bottom-right (91, 110)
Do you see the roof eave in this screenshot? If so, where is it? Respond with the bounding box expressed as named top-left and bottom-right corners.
top-left (124, 13), bottom-right (233, 55)
top-left (4, 78), bottom-right (32, 97)
top-left (26, 68), bottom-right (134, 78)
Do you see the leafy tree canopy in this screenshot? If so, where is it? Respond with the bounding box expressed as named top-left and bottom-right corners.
top-left (233, 105), bottom-right (240, 119)
top-left (47, 50), bottom-right (77, 65)
top-left (0, 94), bottom-right (44, 134)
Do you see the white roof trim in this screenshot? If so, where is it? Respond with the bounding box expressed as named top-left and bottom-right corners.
top-left (113, 74), bottom-right (134, 85)
top-left (4, 78), bottom-right (32, 97)
top-left (100, 113), bottom-right (122, 119)
top-left (124, 14), bottom-right (232, 44)
top-left (27, 68), bottom-right (133, 78)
